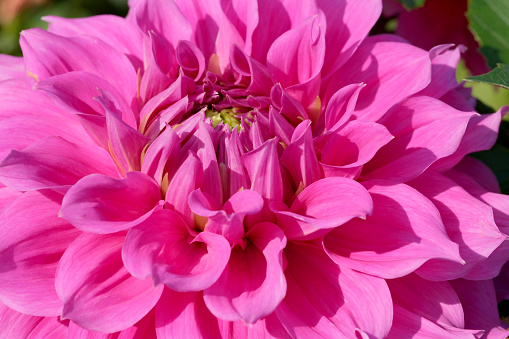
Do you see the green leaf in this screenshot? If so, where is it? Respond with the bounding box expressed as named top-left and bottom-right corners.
top-left (467, 0), bottom-right (509, 68)
top-left (395, 0), bottom-right (425, 10)
top-left (465, 63), bottom-right (509, 90)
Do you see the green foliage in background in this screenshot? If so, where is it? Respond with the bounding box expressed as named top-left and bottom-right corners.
top-left (395, 0), bottom-right (425, 10)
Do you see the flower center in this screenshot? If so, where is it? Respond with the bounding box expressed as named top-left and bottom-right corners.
top-left (205, 106), bottom-right (241, 129)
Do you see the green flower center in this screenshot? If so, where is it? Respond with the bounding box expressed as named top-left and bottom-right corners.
top-left (205, 107), bottom-right (241, 129)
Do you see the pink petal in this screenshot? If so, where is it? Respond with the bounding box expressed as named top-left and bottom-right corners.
top-left (20, 28), bottom-right (136, 101)
top-left (450, 279), bottom-right (509, 338)
top-left (323, 36), bottom-right (432, 121)
top-left (388, 274), bottom-right (465, 329)
top-left (176, 40), bottom-right (206, 81)
top-left (203, 222), bottom-right (286, 323)
top-left (173, 0), bottom-right (222, 61)
top-left (217, 130), bottom-right (250, 200)
top-left (362, 96), bottom-right (472, 182)
top-left (127, 0), bottom-right (191, 47)
top-left (270, 83), bottom-right (308, 125)
top-left (0, 136), bottom-right (117, 193)
top-left (275, 242), bottom-right (392, 338)
top-left (323, 83), bottom-right (364, 132)
top-left (320, 121), bottom-right (393, 179)
top-left (241, 137), bottom-right (284, 202)
top-left (0, 191), bottom-right (81, 316)
top-left (106, 109), bottom-right (149, 175)
top-left (0, 303), bottom-right (69, 338)
top-left (280, 120), bottom-right (321, 187)
top-left (429, 107), bottom-right (508, 172)
top-left (0, 54), bottom-right (25, 81)
top-left (60, 171), bottom-right (161, 234)
top-left (324, 181), bottom-right (463, 279)
top-left (268, 107), bottom-right (294, 146)
top-left (267, 15), bottom-right (325, 90)
top-left (44, 15), bottom-right (144, 71)
top-left (454, 156), bottom-right (500, 194)
top-left (56, 233), bottom-right (163, 333)
top-left (272, 177), bottom-right (373, 240)
top-left (122, 209), bottom-right (231, 292)
top-left (409, 172), bottom-right (505, 280)
top-left (0, 183), bottom-right (22, 209)
top-left (230, 44), bottom-right (273, 96)
top-left (219, 0), bottom-right (259, 57)
top-left (318, 0), bottom-right (382, 76)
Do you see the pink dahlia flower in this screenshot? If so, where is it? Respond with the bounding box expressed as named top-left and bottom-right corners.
top-left (0, 0), bottom-right (508, 337)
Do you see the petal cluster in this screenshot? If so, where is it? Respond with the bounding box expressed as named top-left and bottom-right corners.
top-left (0, 0), bottom-right (508, 337)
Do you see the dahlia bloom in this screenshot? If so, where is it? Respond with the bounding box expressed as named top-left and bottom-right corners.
top-left (0, 0), bottom-right (508, 337)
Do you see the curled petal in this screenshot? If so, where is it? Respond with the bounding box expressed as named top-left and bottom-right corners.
top-left (60, 172), bottom-right (161, 234)
top-left (122, 209), bottom-right (231, 292)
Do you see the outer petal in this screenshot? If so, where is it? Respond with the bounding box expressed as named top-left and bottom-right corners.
top-left (56, 233), bottom-right (163, 333)
top-left (0, 303), bottom-right (68, 339)
top-left (324, 182), bottom-right (463, 279)
top-left (362, 96), bottom-right (472, 182)
top-left (0, 136), bottom-right (117, 193)
top-left (0, 190), bottom-right (81, 316)
top-left (122, 209), bottom-right (231, 292)
top-left (409, 172), bottom-right (505, 280)
top-left (271, 177), bottom-right (373, 240)
top-left (20, 28), bottom-right (137, 101)
top-left (275, 242), bottom-right (393, 338)
top-left (60, 172), bottom-right (161, 234)
top-left (323, 35), bottom-right (432, 122)
top-left (203, 222), bottom-right (287, 324)
top-left (451, 279), bottom-right (509, 338)
top-left (0, 54), bottom-right (25, 81)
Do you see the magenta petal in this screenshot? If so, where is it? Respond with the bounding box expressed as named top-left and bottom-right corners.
top-left (122, 209), bottom-right (230, 292)
top-left (272, 177), bottom-right (373, 240)
top-left (324, 36), bottom-right (432, 121)
top-left (362, 96), bottom-right (472, 182)
top-left (241, 138), bottom-right (284, 202)
top-left (141, 126), bottom-right (181, 185)
top-left (324, 182), bottom-right (463, 279)
top-left (409, 172), bottom-right (505, 280)
top-left (56, 233), bottom-right (163, 333)
top-left (20, 28), bottom-right (136, 101)
top-left (451, 279), bottom-right (509, 338)
top-left (176, 40), bottom-right (206, 81)
top-left (203, 222), bottom-right (286, 324)
top-left (280, 120), bottom-right (321, 187)
top-left (44, 14), bottom-right (144, 70)
top-left (106, 109), bottom-right (149, 175)
top-left (267, 15), bottom-right (325, 89)
top-left (230, 44), bottom-right (273, 96)
top-left (60, 171), bottom-right (161, 234)
top-left (454, 156), bottom-right (500, 194)
top-left (128, 0), bottom-right (191, 47)
top-left (0, 55), bottom-right (24, 81)
top-left (0, 136), bottom-right (117, 193)
top-left (0, 303), bottom-right (68, 338)
top-left (0, 191), bottom-right (81, 317)
top-left (324, 83), bottom-right (364, 132)
top-left (319, 0), bottom-right (382, 76)
top-left (276, 242), bottom-right (392, 338)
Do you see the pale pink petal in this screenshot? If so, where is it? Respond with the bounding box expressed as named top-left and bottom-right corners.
top-left (324, 182), bottom-right (463, 279)
top-left (56, 233), bottom-right (163, 333)
top-left (44, 15), bottom-right (144, 71)
top-left (241, 138), bottom-right (284, 202)
top-left (451, 279), bottom-right (509, 338)
top-left (20, 28), bottom-right (137, 101)
top-left (60, 172), bottom-right (161, 234)
top-left (323, 36), bottom-right (432, 121)
top-left (127, 0), bottom-right (191, 47)
top-left (409, 172), bottom-right (505, 280)
top-left (272, 177), bottom-right (372, 240)
top-left (280, 120), bottom-right (321, 187)
top-left (0, 54), bottom-right (25, 81)
top-left (0, 191), bottom-right (81, 316)
top-left (122, 209), bottom-right (231, 292)
top-left (276, 242), bottom-right (392, 338)
top-left (318, 0), bottom-right (382, 76)
top-left (203, 222), bottom-right (286, 323)
top-left (0, 136), bottom-right (117, 193)
top-left (0, 303), bottom-right (68, 338)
